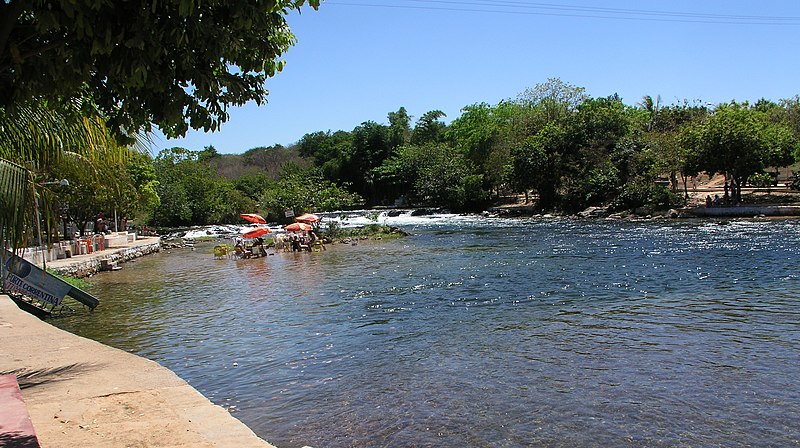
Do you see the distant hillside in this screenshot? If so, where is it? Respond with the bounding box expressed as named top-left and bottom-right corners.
top-left (210, 144), bottom-right (311, 180)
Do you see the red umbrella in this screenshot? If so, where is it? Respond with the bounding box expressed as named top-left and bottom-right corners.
top-left (284, 222), bottom-right (312, 232)
top-left (240, 213), bottom-right (266, 224)
top-left (243, 226), bottom-right (271, 239)
top-left (295, 213), bottom-right (321, 223)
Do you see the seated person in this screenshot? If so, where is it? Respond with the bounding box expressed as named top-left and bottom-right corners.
top-left (234, 241), bottom-right (252, 258)
top-left (290, 235), bottom-right (302, 252)
top-left (253, 237), bottom-right (267, 256)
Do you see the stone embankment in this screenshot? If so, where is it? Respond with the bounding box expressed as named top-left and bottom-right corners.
top-left (44, 237), bottom-right (161, 278)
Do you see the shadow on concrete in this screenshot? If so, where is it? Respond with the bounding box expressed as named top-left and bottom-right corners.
top-left (0, 432), bottom-right (41, 447)
top-left (1, 363), bottom-right (97, 390)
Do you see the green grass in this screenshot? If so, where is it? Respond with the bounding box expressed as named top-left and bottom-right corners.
top-left (327, 224), bottom-right (406, 240)
top-left (46, 269), bottom-right (94, 289)
top-left (192, 236), bottom-right (217, 242)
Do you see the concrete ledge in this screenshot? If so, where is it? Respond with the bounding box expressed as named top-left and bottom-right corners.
top-left (686, 205), bottom-right (800, 217)
top-left (43, 238), bottom-right (161, 278)
top-left (0, 296), bottom-right (275, 448)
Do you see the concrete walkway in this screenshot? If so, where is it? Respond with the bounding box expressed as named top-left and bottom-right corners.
top-left (686, 204), bottom-right (800, 217)
top-left (0, 296), bottom-right (275, 448)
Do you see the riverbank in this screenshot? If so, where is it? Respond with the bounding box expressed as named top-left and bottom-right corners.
top-left (0, 295), bottom-right (276, 448)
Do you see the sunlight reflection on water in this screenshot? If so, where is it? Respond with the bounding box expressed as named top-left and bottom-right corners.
top-left (54, 217), bottom-right (800, 447)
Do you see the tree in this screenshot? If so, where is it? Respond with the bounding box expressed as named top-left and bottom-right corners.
top-left (779, 95), bottom-right (800, 139)
top-left (343, 121), bottom-right (392, 203)
top-left (411, 110), bottom-right (447, 145)
top-left (572, 95), bottom-right (631, 153)
top-left (636, 94), bottom-right (663, 132)
top-left (151, 147), bottom-right (253, 226)
top-left (446, 102), bottom-right (518, 197)
top-left (636, 100), bottom-right (710, 194)
top-left (232, 172), bottom-right (275, 202)
top-left (198, 146), bottom-right (221, 163)
top-left (447, 103), bottom-right (503, 168)
top-left (373, 143), bottom-right (480, 210)
top-left (297, 130), bottom-right (353, 180)
top-left (517, 78), bottom-right (588, 122)
top-left (259, 167), bottom-right (362, 223)
top-left (412, 144), bottom-right (472, 210)
top-left (692, 103), bottom-right (798, 202)
top-left (55, 155), bottom-right (122, 237)
top-left (387, 107), bottom-right (412, 149)
top-left (0, 0), bottom-right (319, 139)
top-left (52, 147), bottom-right (159, 236)
top-left (553, 95), bottom-right (631, 211)
top-left (121, 152), bottom-right (161, 223)
top-left (507, 123), bottom-right (567, 208)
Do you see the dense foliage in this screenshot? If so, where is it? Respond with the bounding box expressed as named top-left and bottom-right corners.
top-left (150, 147), bottom-right (254, 226)
top-left (290, 80), bottom-right (799, 213)
top-left (0, 0), bottom-right (316, 266)
top-left (0, 0), bottom-right (319, 140)
top-left (147, 148), bottom-right (361, 226)
top-left (142, 80), bottom-right (800, 223)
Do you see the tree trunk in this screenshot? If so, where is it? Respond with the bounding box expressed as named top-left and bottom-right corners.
top-left (681, 173), bottom-right (689, 200)
top-left (732, 177), bottom-right (743, 204)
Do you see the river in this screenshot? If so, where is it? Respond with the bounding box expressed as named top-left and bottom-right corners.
top-left (53, 215), bottom-right (800, 447)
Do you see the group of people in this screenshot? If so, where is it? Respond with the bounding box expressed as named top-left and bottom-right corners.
top-left (94, 213), bottom-right (132, 235)
top-left (705, 182), bottom-right (740, 208)
top-left (95, 214), bottom-right (111, 234)
top-left (233, 230), bottom-right (326, 258)
top-left (286, 231), bottom-right (326, 252)
top-left (234, 236), bottom-right (267, 258)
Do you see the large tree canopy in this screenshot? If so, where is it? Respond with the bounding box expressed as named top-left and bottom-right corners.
top-left (0, 0), bottom-right (318, 139)
top-left (687, 103), bottom-right (798, 201)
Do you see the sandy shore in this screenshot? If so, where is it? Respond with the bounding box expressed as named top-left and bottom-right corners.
top-left (0, 295), bottom-right (275, 448)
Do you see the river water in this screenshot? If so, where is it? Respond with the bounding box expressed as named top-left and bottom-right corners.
top-left (53, 216), bottom-right (800, 447)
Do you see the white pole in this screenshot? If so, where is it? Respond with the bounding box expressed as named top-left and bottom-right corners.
top-left (114, 208), bottom-right (118, 233)
top-left (35, 194), bottom-right (46, 269)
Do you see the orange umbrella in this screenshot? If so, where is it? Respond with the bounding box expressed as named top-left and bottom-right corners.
top-left (295, 213), bottom-right (321, 223)
top-left (243, 226), bottom-right (271, 239)
top-left (240, 213), bottom-right (267, 224)
top-left (284, 222), bottom-right (312, 232)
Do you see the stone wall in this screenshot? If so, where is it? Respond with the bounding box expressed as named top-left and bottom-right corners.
top-left (49, 241), bottom-right (161, 278)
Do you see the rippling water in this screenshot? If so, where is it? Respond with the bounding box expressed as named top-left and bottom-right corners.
top-left (53, 217), bottom-right (800, 447)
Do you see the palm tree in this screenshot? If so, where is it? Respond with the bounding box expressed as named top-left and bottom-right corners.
top-left (637, 95), bottom-right (661, 132)
top-left (0, 98), bottom-right (128, 276)
top-left (637, 94), bottom-right (662, 132)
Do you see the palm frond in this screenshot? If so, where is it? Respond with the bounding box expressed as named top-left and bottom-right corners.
top-left (1, 99), bottom-right (139, 278)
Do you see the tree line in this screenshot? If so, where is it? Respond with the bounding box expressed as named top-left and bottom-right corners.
top-left (145, 78), bottom-right (800, 226)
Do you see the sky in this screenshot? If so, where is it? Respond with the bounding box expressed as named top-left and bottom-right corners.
top-left (154, 0), bottom-right (800, 155)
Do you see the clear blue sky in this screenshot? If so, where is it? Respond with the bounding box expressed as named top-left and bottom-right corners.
top-left (155, 0), bottom-right (800, 155)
